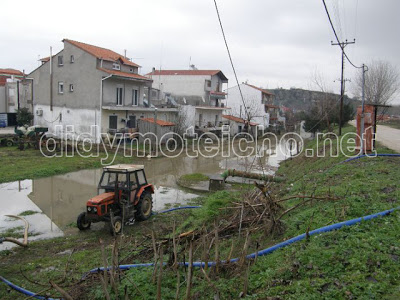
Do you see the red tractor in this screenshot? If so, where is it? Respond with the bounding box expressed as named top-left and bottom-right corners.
top-left (77, 164), bottom-right (154, 235)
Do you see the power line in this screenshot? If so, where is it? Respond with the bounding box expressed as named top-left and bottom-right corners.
top-left (322, 0), bottom-right (363, 69)
top-left (213, 0), bottom-right (249, 122)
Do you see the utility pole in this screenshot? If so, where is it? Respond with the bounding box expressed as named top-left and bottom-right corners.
top-left (331, 39), bottom-right (355, 135)
top-left (360, 64), bottom-right (367, 155)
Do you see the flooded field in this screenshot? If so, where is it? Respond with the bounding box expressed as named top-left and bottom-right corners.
top-left (0, 138), bottom-right (296, 249)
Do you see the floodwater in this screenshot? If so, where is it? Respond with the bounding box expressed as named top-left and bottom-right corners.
top-left (0, 138), bottom-right (296, 250)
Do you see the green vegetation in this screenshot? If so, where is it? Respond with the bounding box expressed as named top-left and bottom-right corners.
top-left (18, 210), bottom-right (40, 216)
top-left (180, 173), bottom-right (210, 182)
top-left (0, 125), bottom-right (399, 299)
top-left (379, 119), bottom-right (400, 130)
top-left (16, 107), bottom-right (34, 126)
top-left (0, 147), bottom-right (138, 184)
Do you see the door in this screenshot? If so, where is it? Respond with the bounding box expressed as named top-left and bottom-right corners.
top-left (129, 115), bottom-right (136, 128)
top-left (109, 115), bottom-right (118, 131)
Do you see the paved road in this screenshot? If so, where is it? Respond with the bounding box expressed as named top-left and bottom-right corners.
top-left (349, 120), bottom-right (400, 153)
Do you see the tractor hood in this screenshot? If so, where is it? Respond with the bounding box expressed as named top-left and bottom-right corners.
top-left (88, 192), bottom-right (115, 205)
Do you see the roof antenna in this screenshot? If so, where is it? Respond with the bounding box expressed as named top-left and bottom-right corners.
top-left (124, 49), bottom-right (127, 59)
top-left (189, 56), bottom-right (191, 69)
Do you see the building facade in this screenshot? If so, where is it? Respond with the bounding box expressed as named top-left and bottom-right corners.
top-left (29, 39), bottom-right (177, 142)
top-left (225, 83), bottom-right (278, 129)
top-left (0, 69), bottom-right (33, 111)
top-left (147, 69), bottom-right (228, 135)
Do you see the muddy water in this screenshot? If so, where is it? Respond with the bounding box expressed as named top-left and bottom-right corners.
top-left (0, 139), bottom-right (294, 248)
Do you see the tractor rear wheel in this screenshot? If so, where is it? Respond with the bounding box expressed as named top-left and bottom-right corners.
top-left (110, 216), bottom-right (123, 235)
top-left (135, 192), bottom-right (153, 221)
top-left (77, 212), bottom-right (91, 230)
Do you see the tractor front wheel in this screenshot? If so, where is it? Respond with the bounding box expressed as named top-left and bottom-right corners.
top-left (77, 212), bottom-right (91, 230)
top-left (110, 216), bottom-right (123, 235)
top-left (135, 192), bottom-right (153, 221)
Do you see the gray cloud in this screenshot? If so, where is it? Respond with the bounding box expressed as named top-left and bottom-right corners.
top-left (1, 0), bottom-right (399, 103)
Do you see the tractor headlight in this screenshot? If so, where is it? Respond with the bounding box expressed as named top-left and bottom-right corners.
top-left (87, 207), bottom-right (92, 212)
top-left (93, 207), bottom-right (98, 213)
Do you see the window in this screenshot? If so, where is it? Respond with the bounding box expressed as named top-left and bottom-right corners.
top-left (58, 56), bottom-right (63, 66)
top-left (137, 170), bottom-right (146, 185)
top-left (58, 82), bottom-right (64, 94)
top-left (69, 84), bottom-right (74, 92)
top-left (113, 63), bottom-right (121, 70)
top-left (129, 68), bottom-right (134, 73)
top-left (116, 87), bottom-right (123, 105)
top-left (132, 89), bottom-right (138, 106)
top-left (205, 80), bottom-right (211, 87)
top-left (151, 90), bottom-right (157, 98)
top-left (70, 55), bottom-right (74, 63)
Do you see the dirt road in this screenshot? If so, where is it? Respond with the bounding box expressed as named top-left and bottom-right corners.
top-left (349, 120), bottom-right (400, 153)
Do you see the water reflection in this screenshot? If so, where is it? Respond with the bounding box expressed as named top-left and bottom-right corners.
top-left (0, 138), bottom-right (293, 246)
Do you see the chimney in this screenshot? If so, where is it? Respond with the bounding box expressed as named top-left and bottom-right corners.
top-left (152, 67), bottom-right (156, 73)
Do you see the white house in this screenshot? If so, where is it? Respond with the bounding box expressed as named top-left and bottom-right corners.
top-left (29, 39), bottom-right (178, 142)
top-left (222, 114), bottom-right (258, 137)
top-left (225, 83), bottom-right (278, 129)
top-left (146, 69), bottom-right (229, 136)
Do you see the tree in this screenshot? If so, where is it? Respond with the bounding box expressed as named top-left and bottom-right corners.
top-left (16, 108), bottom-right (33, 126)
top-left (300, 69), bottom-right (355, 133)
top-left (355, 60), bottom-right (399, 105)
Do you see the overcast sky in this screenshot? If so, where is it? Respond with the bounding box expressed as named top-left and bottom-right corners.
top-left (1, 0), bottom-right (399, 103)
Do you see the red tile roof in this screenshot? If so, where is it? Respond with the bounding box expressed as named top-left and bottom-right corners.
top-left (98, 68), bottom-right (152, 81)
top-left (210, 91), bottom-right (227, 96)
top-left (244, 83), bottom-right (274, 96)
top-left (266, 104), bottom-right (280, 109)
top-left (140, 118), bottom-right (175, 126)
top-left (64, 39), bottom-right (140, 68)
top-left (147, 70), bottom-right (228, 81)
top-left (0, 68), bottom-right (24, 76)
top-left (222, 115), bottom-right (258, 126)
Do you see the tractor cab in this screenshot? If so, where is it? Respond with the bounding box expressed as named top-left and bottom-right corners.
top-left (77, 164), bottom-right (154, 235)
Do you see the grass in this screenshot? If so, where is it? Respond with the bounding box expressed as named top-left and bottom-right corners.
top-left (18, 210), bottom-right (40, 216)
top-left (378, 119), bottom-right (400, 130)
top-left (0, 146), bottom-right (139, 184)
top-left (0, 125), bottom-right (399, 299)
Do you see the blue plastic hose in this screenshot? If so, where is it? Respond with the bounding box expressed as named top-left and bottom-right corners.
top-left (341, 153), bottom-right (400, 163)
top-left (0, 276), bottom-right (57, 300)
top-left (2, 206), bottom-right (398, 298)
top-left (87, 206), bottom-right (399, 271)
top-left (156, 206), bottom-right (201, 214)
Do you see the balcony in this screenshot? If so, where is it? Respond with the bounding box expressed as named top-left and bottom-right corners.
top-left (210, 91), bottom-right (227, 99)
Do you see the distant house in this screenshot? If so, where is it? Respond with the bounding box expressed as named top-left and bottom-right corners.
top-left (225, 83), bottom-right (280, 129)
top-left (222, 114), bottom-right (258, 137)
top-left (29, 39), bottom-right (177, 142)
top-left (0, 68), bottom-right (32, 126)
top-left (146, 69), bottom-right (229, 136)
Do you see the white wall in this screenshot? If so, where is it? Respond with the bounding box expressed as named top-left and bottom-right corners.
top-left (225, 84), bottom-right (270, 127)
top-left (34, 104), bottom-right (100, 142)
top-left (150, 74), bottom-right (211, 98)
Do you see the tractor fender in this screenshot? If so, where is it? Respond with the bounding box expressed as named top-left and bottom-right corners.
top-left (134, 184), bottom-right (154, 205)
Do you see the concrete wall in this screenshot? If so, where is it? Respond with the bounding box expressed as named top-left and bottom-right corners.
top-left (30, 44), bottom-right (103, 110)
top-left (195, 108), bottom-right (223, 128)
top-left (100, 60), bottom-right (139, 74)
top-left (226, 84), bottom-right (270, 127)
top-left (34, 104), bottom-right (99, 141)
top-left (0, 86), bottom-right (5, 112)
top-left (102, 77), bottom-right (145, 107)
top-left (150, 74), bottom-right (211, 98)
top-left (100, 109), bottom-right (177, 134)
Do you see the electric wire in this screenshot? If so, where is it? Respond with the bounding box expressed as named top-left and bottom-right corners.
top-left (213, 0), bottom-right (250, 121)
top-left (322, 0), bottom-right (363, 69)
